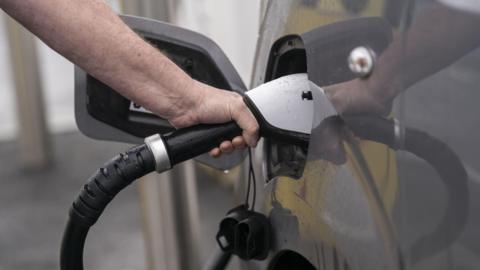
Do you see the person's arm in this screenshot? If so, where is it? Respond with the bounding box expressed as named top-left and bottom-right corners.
top-left (0, 0), bottom-right (258, 155)
top-left (327, 2), bottom-right (480, 115)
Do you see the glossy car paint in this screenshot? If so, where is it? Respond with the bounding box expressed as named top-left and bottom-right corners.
top-left (242, 0), bottom-right (479, 269)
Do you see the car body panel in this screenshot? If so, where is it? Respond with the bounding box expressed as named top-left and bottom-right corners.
top-left (242, 0), bottom-right (479, 269)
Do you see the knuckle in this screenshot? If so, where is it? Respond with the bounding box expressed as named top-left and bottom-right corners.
top-left (247, 124), bottom-right (259, 135)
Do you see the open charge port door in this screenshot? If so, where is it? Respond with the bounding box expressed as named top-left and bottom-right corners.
top-left (263, 17), bottom-right (393, 181)
top-left (263, 35), bottom-right (308, 180)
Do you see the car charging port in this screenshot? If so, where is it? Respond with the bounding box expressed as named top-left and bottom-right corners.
top-left (263, 35), bottom-right (308, 181)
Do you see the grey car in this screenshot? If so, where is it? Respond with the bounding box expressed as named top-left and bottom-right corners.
top-left (72, 0), bottom-right (480, 269)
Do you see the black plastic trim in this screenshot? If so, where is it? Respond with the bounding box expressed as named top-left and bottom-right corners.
top-left (243, 95), bottom-right (309, 148)
top-left (75, 15), bottom-right (248, 170)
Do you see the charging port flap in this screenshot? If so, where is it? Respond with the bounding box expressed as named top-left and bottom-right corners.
top-left (75, 15), bottom-right (247, 170)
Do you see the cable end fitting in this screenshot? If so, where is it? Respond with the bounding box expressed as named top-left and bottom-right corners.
top-left (145, 134), bottom-right (171, 173)
top-left (393, 118), bottom-right (405, 150)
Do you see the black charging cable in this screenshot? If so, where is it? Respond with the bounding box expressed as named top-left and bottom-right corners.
top-left (61, 115), bottom-right (468, 269)
top-left (343, 116), bottom-right (469, 264)
top-left (244, 148), bottom-right (257, 211)
top-left (60, 144), bottom-right (156, 270)
top-left (61, 122), bottom-right (243, 270)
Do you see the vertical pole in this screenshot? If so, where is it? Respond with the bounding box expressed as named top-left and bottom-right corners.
top-left (4, 16), bottom-right (51, 170)
top-left (139, 161), bottom-right (200, 270)
top-left (119, 1), bottom-right (201, 270)
top-left (120, 0), bottom-right (173, 21)
top-left (260, 0), bottom-right (268, 23)
top-left (138, 161), bottom-right (201, 270)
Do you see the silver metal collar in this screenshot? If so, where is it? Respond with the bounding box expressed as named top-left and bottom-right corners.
top-left (144, 134), bottom-right (171, 173)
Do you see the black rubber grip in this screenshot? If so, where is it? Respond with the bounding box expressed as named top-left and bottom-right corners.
top-left (243, 95), bottom-right (309, 147)
top-left (342, 115), bottom-right (396, 149)
top-left (163, 122), bottom-right (242, 165)
top-left (69, 144), bottom-right (155, 227)
top-left (62, 144), bottom-right (156, 270)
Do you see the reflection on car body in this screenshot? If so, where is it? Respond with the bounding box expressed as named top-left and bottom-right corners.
top-left (246, 0), bottom-right (480, 269)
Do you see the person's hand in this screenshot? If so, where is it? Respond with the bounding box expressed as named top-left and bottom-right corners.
top-left (309, 116), bottom-right (348, 165)
top-left (167, 80), bottom-right (259, 157)
top-left (325, 78), bottom-right (394, 116)
top-left (312, 77), bottom-right (397, 165)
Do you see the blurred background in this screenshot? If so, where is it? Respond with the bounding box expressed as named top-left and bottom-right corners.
top-left (3, 1), bottom-right (480, 270)
top-left (0, 1), bottom-right (263, 269)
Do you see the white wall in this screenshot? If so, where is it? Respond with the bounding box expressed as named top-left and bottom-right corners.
top-left (0, 1), bottom-right (121, 141)
top-left (0, 11), bottom-right (17, 140)
top-left (171, 0), bottom-right (261, 86)
top-left (0, 11), bottom-right (77, 141)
